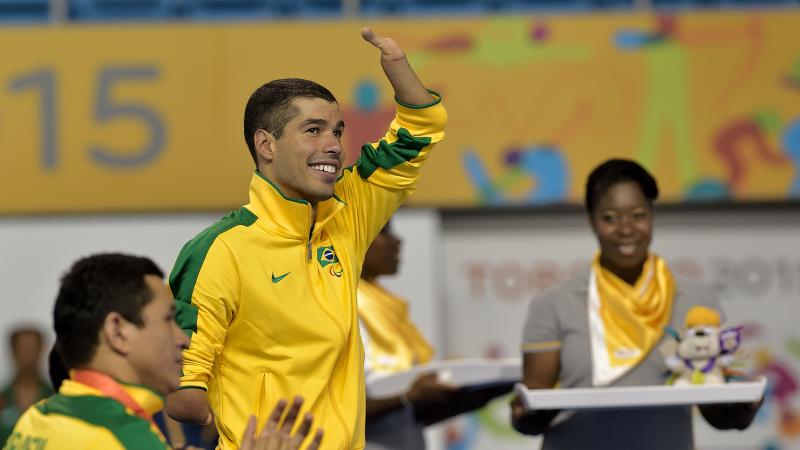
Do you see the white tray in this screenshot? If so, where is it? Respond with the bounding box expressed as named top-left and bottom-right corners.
top-left (367, 358), bottom-right (521, 399)
top-left (514, 377), bottom-right (767, 411)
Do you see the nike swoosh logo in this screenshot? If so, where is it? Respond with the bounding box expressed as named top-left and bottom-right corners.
top-left (271, 272), bottom-right (290, 283)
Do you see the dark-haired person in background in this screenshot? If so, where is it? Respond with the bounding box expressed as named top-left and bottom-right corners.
top-left (165, 28), bottom-right (446, 450)
top-left (359, 221), bottom-right (512, 450)
top-left (511, 159), bottom-right (761, 450)
top-left (4, 253), bottom-right (322, 450)
top-left (0, 327), bottom-right (52, 446)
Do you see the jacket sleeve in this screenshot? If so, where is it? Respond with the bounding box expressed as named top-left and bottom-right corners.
top-left (335, 91), bottom-right (447, 256)
top-left (169, 237), bottom-right (240, 391)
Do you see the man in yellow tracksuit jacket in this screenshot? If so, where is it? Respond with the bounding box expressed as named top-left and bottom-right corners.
top-left (4, 254), bottom-right (322, 450)
top-left (164, 28), bottom-right (447, 450)
top-left (3, 254), bottom-right (181, 450)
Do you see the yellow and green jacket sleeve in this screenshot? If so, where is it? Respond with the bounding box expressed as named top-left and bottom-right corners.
top-left (335, 91), bottom-right (446, 256)
top-left (170, 212), bottom-right (248, 391)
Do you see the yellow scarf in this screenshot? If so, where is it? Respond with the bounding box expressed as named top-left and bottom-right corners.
top-left (357, 280), bottom-right (433, 375)
top-left (588, 253), bottom-right (675, 386)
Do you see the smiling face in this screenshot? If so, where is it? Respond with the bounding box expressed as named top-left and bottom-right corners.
top-left (590, 181), bottom-right (653, 277)
top-left (258, 97), bottom-right (345, 204)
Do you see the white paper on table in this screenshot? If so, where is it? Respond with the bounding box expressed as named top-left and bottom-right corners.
top-left (366, 358), bottom-right (521, 399)
top-left (514, 377), bottom-right (767, 411)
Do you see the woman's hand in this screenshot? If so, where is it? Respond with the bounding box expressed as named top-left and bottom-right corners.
top-left (699, 397), bottom-right (764, 431)
top-left (510, 394), bottom-right (560, 436)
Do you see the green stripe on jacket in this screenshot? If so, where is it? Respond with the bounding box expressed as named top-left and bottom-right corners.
top-left (169, 207), bottom-right (257, 337)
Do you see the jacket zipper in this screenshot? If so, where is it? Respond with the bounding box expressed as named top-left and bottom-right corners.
top-left (307, 207), bottom-right (313, 261)
top-left (306, 206), bottom-right (352, 447)
top-left (304, 242), bottom-right (352, 447)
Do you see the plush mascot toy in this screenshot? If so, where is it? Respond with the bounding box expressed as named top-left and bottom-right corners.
top-left (662, 306), bottom-right (743, 385)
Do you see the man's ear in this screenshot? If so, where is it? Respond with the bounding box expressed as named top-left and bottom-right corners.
top-left (101, 312), bottom-right (136, 356)
top-left (254, 129), bottom-right (276, 164)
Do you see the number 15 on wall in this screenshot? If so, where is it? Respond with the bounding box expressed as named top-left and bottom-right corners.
top-left (5, 65), bottom-right (166, 171)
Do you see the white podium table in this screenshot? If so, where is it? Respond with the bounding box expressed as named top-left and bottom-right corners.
top-left (514, 377), bottom-right (767, 410)
top-left (367, 358), bottom-right (521, 399)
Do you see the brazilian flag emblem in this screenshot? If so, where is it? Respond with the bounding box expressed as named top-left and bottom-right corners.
top-left (317, 246), bottom-right (344, 277)
top-left (317, 246), bottom-right (339, 267)
top-left (317, 246), bottom-right (343, 277)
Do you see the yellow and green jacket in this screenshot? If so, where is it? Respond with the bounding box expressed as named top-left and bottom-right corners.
top-left (170, 94), bottom-right (446, 450)
top-left (3, 379), bottom-right (168, 450)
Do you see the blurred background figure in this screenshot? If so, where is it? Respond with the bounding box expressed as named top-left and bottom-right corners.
top-left (0, 327), bottom-right (52, 446)
top-left (511, 159), bottom-right (761, 449)
top-left (360, 220), bottom-right (511, 449)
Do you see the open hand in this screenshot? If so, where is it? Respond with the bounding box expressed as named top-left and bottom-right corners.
top-left (240, 397), bottom-right (324, 450)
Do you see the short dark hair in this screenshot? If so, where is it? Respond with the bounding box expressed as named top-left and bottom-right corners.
top-left (48, 344), bottom-right (69, 391)
top-left (8, 327), bottom-right (43, 354)
top-left (243, 78), bottom-right (338, 166)
top-left (585, 159), bottom-right (659, 214)
top-left (53, 253), bottom-right (164, 369)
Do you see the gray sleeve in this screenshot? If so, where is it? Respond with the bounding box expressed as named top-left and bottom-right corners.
top-left (521, 290), bottom-right (562, 353)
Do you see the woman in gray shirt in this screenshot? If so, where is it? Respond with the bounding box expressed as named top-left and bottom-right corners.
top-left (510, 159), bottom-right (761, 450)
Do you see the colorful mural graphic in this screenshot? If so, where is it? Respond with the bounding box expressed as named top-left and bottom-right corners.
top-left (749, 326), bottom-right (800, 449)
top-left (407, 12), bottom-right (799, 207)
top-left (1, 11), bottom-right (799, 213)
